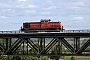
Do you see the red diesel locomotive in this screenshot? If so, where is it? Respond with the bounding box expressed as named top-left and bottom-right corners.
top-left (21, 19), bottom-right (64, 32)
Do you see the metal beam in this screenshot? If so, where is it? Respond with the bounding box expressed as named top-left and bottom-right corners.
top-left (28, 39), bottom-right (38, 49)
top-left (12, 40), bottom-right (24, 54)
top-left (6, 38), bottom-right (8, 50)
top-left (45, 38), bottom-right (58, 53)
top-left (9, 38), bottom-right (12, 48)
top-left (0, 43), bottom-right (6, 52)
top-left (76, 38), bottom-right (90, 54)
top-left (27, 39), bottom-right (38, 53)
top-left (75, 37), bottom-right (80, 52)
top-left (61, 38), bottom-right (74, 53)
top-left (4, 38), bottom-right (23, 54)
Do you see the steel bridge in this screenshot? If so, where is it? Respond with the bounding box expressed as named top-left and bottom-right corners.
top-left (0, 30), bottom-right (90, 56)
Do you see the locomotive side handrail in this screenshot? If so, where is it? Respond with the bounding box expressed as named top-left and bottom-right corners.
top-left (0, 30), bottom-right (90, 34)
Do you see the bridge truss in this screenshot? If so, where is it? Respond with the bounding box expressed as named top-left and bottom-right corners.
top-left (0, 30), bottom-right (90, 56)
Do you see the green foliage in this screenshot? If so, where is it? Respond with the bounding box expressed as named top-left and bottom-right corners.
top-left (71, 56), bottom-right (75, 60)
top-left (0, 56), bottom-right (50, 60)
top-left (49, 44), bottom-right (66, 60)
top-left (39, 56), bottom-right (49, 60)
top-left (11, 56), bottom-right (21, 60)
top-left (65, 57), bottom-right (90, 60)
top-left (0, 56), bottom-right (13, 60)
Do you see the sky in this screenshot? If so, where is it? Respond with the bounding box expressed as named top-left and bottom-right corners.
top-left (0, 0), bottom-right (90, 30)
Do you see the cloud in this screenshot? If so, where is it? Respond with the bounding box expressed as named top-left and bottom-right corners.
top-left (43, 6), bottom-right (57, 10)
top-left (74, 2), bottom-right (85, 7)
top-left (19, 0), bottom-right (26, 2)
top-left (0, 9), bottom-right (15, 17)
top-left (41, 12), bottom-right (51, 15)
top-left (27, 5), bottom-right (38, 8)
top-left (72, 17), bottom-right (84, 21)
top-left (46, 0), bottom-right (53, 5)
top-left (72, 17), bottom-right (86, 23)
top-left (0, 16), bottom-right (7, 19)
top-left (2, 9), bottom-right (15, 13)
top-left (0, 20), bottom-right (21, 24)
top-left (0, 2), bottom-right (11, 8)
top-left (0, 1), bottom-right (38, 8)
top-left (0, 20), bottom-right (8, 24)
top-left (8, 1), bottom-right (12, 3)
top-left (13, 4), bottom-right (38, 8)
top-left (24, 10), bottom-right (36, 14)
top-left (68, 2), bottom-right (85, 10)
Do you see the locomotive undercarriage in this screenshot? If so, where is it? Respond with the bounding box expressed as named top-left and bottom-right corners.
top-left (21, 28), bottom-right (64, 33)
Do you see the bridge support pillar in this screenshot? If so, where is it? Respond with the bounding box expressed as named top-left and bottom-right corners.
top-left (6, 38), bottom-right (8, 50)
top-left (5, 38), bottom-right (12, 51)
top-left (38, 38), bottom-right (45, 54)
top-left (9, 38), bottom-right (12, 48)
top-left (75, 37), bottom-right (80, 51)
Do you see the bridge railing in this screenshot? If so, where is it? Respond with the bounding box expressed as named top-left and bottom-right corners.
top-left (0, 31), bottom-right (22, 33)
top-left (61, 30), bottom-right (90, 33)
top-left (0, 30), bottom-right (90, 33)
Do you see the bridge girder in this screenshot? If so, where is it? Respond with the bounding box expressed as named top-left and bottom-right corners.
top-left (0, 30), bottom-right (90, 56)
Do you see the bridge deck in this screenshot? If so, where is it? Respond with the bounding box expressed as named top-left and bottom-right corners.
top-left (0, 30), bottom-right (90, 38)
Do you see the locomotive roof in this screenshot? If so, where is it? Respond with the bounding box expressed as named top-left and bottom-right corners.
top-left (40, 19), bottom-right (51, 22)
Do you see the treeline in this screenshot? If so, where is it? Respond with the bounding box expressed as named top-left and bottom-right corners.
top-left (0, 56), bottom-right (50, 60)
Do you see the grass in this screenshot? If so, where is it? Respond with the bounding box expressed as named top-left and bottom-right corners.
top-left (75, 58), bottom-right (89, 60)
top-left (64, 56), bottom-right (90, 60)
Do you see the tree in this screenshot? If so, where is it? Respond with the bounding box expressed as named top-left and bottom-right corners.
top-left (49, 44), bottom-right (66, 60)
top-left (71, 56), bottom-right (75, 60)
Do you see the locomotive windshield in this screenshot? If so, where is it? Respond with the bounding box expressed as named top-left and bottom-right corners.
top-left (24, 23), bottom-right (30, 28)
